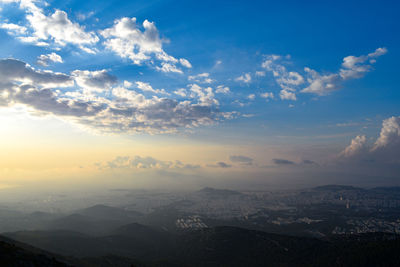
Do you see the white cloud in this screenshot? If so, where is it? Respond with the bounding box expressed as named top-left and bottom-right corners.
top-left (247, 94), bottom-right (255, 100)
top-left (76, 11), bottom-right (95, 21)
top-left (1, 1), bottom-right (187, 70)
top-left (2, 0), bottom-right (99, 52)
top-left (255, 71), bottom-right (266, 77)
top-left (111, 86), bottom-right (146, 106)
top-left (135, 81), bottom-right (169, 95)
top-left (27, 9), bottom-right (98, 50)
top-left (340, 47), bottom-right (387, 80)
top-left (279, 88), bottom-right (296, 100)
top-left (0, 0), bottom-right (19, 3)
top-left (123, 80), bottom-right (133, 88)
top-left (0, 23), bottom-right (27, 34)
top-left (36, 52), bottom-right (63, 66)
top-left (101, 17), bottom-right (182, 72)
top-left (277, 71), bottom-right (304, 86)
top-left (301, 68), bottom-right (341, 95)
top-left (188, 73), bottom-right (214, 84)
top-left (179, 58), bottom-right (192, 68)
top-left (17, 36), bottom-right (49, 47)
top-left (302, 48), bottom-right (387, 95)
top-left (189, 83), bottom-right (218, 106)
top-left (261, 55), bottom-right (303, 99)
top-left (174, 88), bottom-right (186, 97)
top-left (372, 116), bottom-right (400, 151)
top-left (235, 73), bottom-right (251, 83)
top-left (215, 85), bottom-right (230, 94)
top-left (101, 17), bottom-right (164, 64)
top-left (341, 135), bottom-right (367, 157)
top-left (261, 48), bottom-right (386, 97)
top-left (156, 62), bottom-right (183, 74)
top-left (232, 100), bottom-right (245, 107)
top-left (340, 116), bottom-right (400, 164)
top-left (260, 92), bottom-right (274, 100)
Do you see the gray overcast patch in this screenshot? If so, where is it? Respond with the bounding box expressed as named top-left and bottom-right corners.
top-left (302, 159), bottom-right (317, 165)
top-left (229, 155), bottom-right (253, 165)
top-left (0, 59), bottom-right (72, 86)
top-left (207, 162), bottom-right (232, 168)
top-left (272, 158), bottom-right (295, 165)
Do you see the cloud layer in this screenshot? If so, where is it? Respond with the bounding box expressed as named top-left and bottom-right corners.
top-left (101, 155), bottom-right (199, 170)
top-left (0, 58), bottom-right (225, 134)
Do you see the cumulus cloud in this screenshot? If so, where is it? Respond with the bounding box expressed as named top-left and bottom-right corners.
top-left (215, 85), bottom-right (230, 94)
top-left (173, 88), bottom-right (187, 97)
top-left (262, 55), bottom-right (303, 86)
top-left (302, 48), bottom-right (387, 95)
top-left (341, 135), bottom-right (367, 157)
top-left (100, 17), bottom-right (183, 73)
top-left (188, 84), bottom-right (218, 106)
top-left (279, 88), bottom-right (296, 100)
top-left (1, 1), bottom-right (187, 70)
top-left (0, 58), bottom-right (227, 134)
top-left (1, 0), bottom-right (99, 52)
top-left (340, 116), bottom-right (400, 164)
top-left (230, 155), bottom-right (253, 165)
top-left (261, 54), bottom-right (303, 101)
top-left (340, 47), bottom-right (387, 80)
top-left (135, 81), bottom-right (169, 95)
top-left (100, 17), bottom-right (163, 64)
top-left (301, 68), bottom-right (341, 95)
top-left (72, 69), bottom-right (117, 93)
top-left (261, 48), bottom-right (386, 98)
top-left (372, 116), bottom-right (400, 151)
top-left (188, 73), bottom-right (214, 84)
top-left (36, 52), bottom-right (63, 66)
top-left (260, 92), bottom-right (274, 100)
top-left (235, 73), bottom-right (251, 83)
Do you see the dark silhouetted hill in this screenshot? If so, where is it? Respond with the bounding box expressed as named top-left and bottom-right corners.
top-left (0, 235), bottom-right (70, 266)
top-left (5, 224), bottom-right (400, 266)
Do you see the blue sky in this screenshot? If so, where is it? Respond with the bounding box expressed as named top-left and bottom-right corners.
top-left (0, 0), bottom-right (399, 190)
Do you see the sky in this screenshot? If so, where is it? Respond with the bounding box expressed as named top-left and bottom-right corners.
top-left (0, 0), bottom-right (399, 195)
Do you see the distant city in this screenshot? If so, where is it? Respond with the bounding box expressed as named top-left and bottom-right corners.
top-left (2, 185), bottom-right (400, 237)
